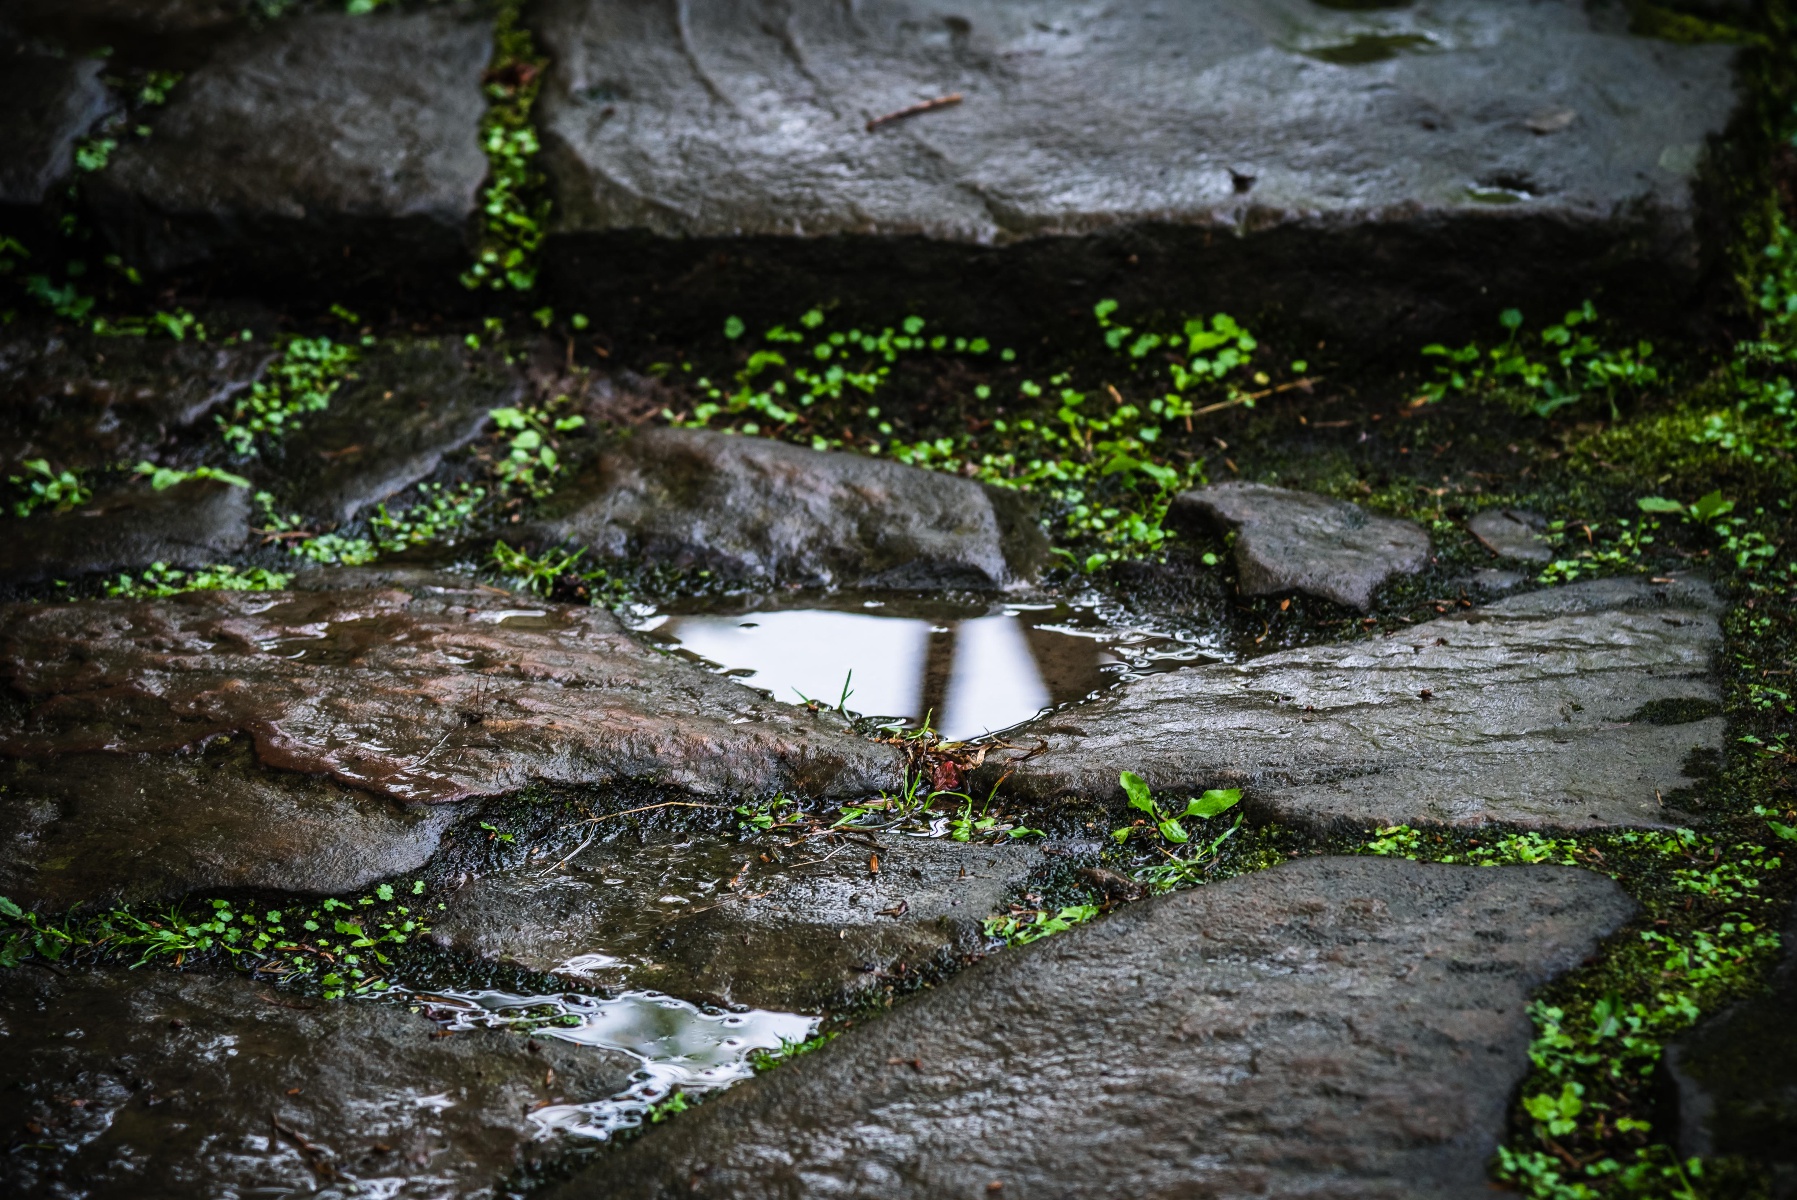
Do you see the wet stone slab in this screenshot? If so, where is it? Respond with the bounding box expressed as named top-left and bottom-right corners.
top-left (85, 5), bottom-right (493, 283)
top-left (431, 833), bottom-right (1047, 1012)
top-left (1468, 507), bottom-right (1555, 564)
top-left (548, 856), bottom-right (1636, 1200)
top-left (0, 477), bottom-right (252, 588)
top-left (265, 338), bottom-right (524, 525)
top-left (0, 47), bottom-right (113, 205)
top-left (0, 965), bottom-right (639, 1200)
top-left (527, 427), bottom-right (1048, 590)
top-left (534, 0), bottom-right (1739, 342)
top-left (988, 576), bottom-right (1724, 830)
top-left (1169, 481), bottom-right (1432, 610)
top-left (0, 585), bottom-right (902, 809)
top-left (0, 742), bottom-right (463, 910)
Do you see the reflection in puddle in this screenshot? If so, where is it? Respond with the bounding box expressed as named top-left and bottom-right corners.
top-left (638, 599), bottom-right (1219, 741)
top-left (413, 988), bottom-right (816, 1140)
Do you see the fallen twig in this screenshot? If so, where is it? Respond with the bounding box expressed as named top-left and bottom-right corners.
top-left (866, 92), bottom-right (962, 131)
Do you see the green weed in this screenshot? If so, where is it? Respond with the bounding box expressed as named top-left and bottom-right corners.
top-left (105, 562), bottom-right (292, 597)
top-left (491, 539), bottom-right (585, 594)
top-left (220, 336), bottom-right (358, 455)
top-left (7, 459), bottom-right (91, 516)
top-left (462, 0), bottom-right (549, 291)
top-left (1420, 303), bottom-right (1660, 418)
top-left (982, 903), bottom-right (1101, 946)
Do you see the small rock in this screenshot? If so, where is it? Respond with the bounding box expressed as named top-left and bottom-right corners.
top-left (1169, 481), bottom-right (1430, 610)
top-left (0, 966), bottom-right (638, 1200)
top-left (546, 856), bottom-right (1635, 1200)
top-left (266, 338), bottom-right (524, 524)
top-left (86, 7), bottom-right (491, 279)
top-left (0, 478), bottom-right (251, 587)
top-left (0, 586), bottom-right (902, 807)
top-left (432, 833), bottom-right (1045, 1012)
top-left (1469, 566), bottom-right (1529, 591)
top-left (0, 49), bottom-right (113, 205)
top-left (527, 427), bottom-right (1048, 590)
top-left (987, 576), bottom-right (1723, 830)
top-left (1468, 507), bottom-right (1554, 563)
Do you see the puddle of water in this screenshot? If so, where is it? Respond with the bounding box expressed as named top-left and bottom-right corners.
top-left (411, 987), bottom-right (817, 1140)
top-left (636, 597), bottom-right (1220, 741)
top-left (1304, 31), bottom-right (1435, 63)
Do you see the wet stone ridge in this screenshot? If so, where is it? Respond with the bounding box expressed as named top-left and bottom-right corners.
top-left (432, 833), bottom-right (1048, 1012)
top-left (527, 426), bottom-right (1048, 590)
top-left (550, 856), bottom-right (1636, 1200)
top-left (84, 4), bottom-right (493, 283)
top-left (0, 585), bottom-right (903, 807)
top-left (0, 966), bottom-right (639, 1200)
top-left (1170, 480), bottom-right (1432, 610)
top-left (534, 0), bottom-right (1739, 341)
top-left (989, 576), bottom-right (1724, 830)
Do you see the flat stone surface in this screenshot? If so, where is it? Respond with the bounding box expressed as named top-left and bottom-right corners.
top-left (527, 427), bottom-right (1047, 590)
top-left (0, 324), bottom-right (270, 478)
top-left (0, 742), bottom-right (463, 910)
top-left (1170, 481), bottom-right (1432, 610)
top-left (0, 966), bottom-right (638, 1200)
top-left (1665, 903), bottom-right (1797, 1190)
top-left (0, 49), bottom-right (113, 205)
top-left (0, 585), bottom-right (902, 806)
top-left (534, 0), bottom-right (1739, 343)
top-left (432, 833), bottom-right (1045, 1011)
top-left (1468, 507), bottom-right (1554, 563)
top-left (267, 339), bottom-right (523, 524)
top-left (87, 7), bottom-right (491, 280)
top-left (549, 856), bottom-right (1636, 1200)
top-left (988, 576), bottom-right (1723, 830)
top-left (0, 477), bottom-right (252, 587)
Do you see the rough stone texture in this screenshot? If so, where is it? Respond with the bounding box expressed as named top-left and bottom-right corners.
top-left (533, 0), bottom-right (1741, 347)
top-left (86, 7), bottom-right (492, 284)
top-left (549, 856), bottom-right (1636, 1200)
top-left (0, 323), bottom-right (270, 477)
top-left (0, 478), bottom-right (252, 587)
top-left (7, 2), bottom-right (256, 61)
top-left (433, 833), bottom-right (1045, 1011)
top-left (0, 585), bottom-right (902, 806)
top-left (1468, 507), bottom-right (1554, 563)
top-left (987, 576), bottom-right (1723, 830)
top-left (0, 49), bottom-right (113, 205)
top-left (1170, 481), bottom-right (1432, 610)
top-left (527, 427), bottom-right (1048, 590)
top-left (0, 743), bottom-right (463, 910)
top-left (0, 966), bottom-right (638, 1200)
top-left (268, 339), bottom-right (524, 524)
top-left (1664, 902), bottom-right (1797, 1194)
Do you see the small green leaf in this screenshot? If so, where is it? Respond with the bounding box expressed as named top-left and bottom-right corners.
top-left (1636, 496), bottom-right (1684, 514)
top-left (1120, 771), bottom-right (1155, 814)
top-left (1768, 820), bottom-right (1797, 843)
top-left (723, 315), bottom-right (745, 340)
top-left (1157, 819), bottom-right (1189, 844)
top-left (1184, 789), bottom-right (1243, 819)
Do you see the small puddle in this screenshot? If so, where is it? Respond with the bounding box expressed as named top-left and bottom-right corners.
top-left (412, 987), bottom-right (817, 1140)
top-left (635, 596), bottom-right (1221, 741)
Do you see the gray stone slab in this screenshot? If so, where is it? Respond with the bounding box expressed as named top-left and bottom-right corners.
top-left (533, 0), bottom-right (1740, 344)
top-left (1469, 507), bottom-right (1554, 563)
top-left (268, 339), bottom-right (524, 524)
top-left (0, 966), bottom-right (638, 1200)
top-left (432, 833), bottom-right (1044, 1011)
top-left (86, 7), bottom-right (491, 281)
top-left (1170, 481), bottom-right (1432, 610)
top-left (0, 49), bottom-right (114, 205)
top-left (986, 576), bottom-right (1723, 830)
top-left (527, 427), bottom-right (1048, 590)
top-left (0, 477), bottom-right (252, 587)
top-left (547, 856), bottom-right (1636, 1200)
top-left (0, 584), bottom-right (902, 807)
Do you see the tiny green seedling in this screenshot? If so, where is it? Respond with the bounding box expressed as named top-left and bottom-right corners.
top-left (1112, 771), bottom-right (1240, 844)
